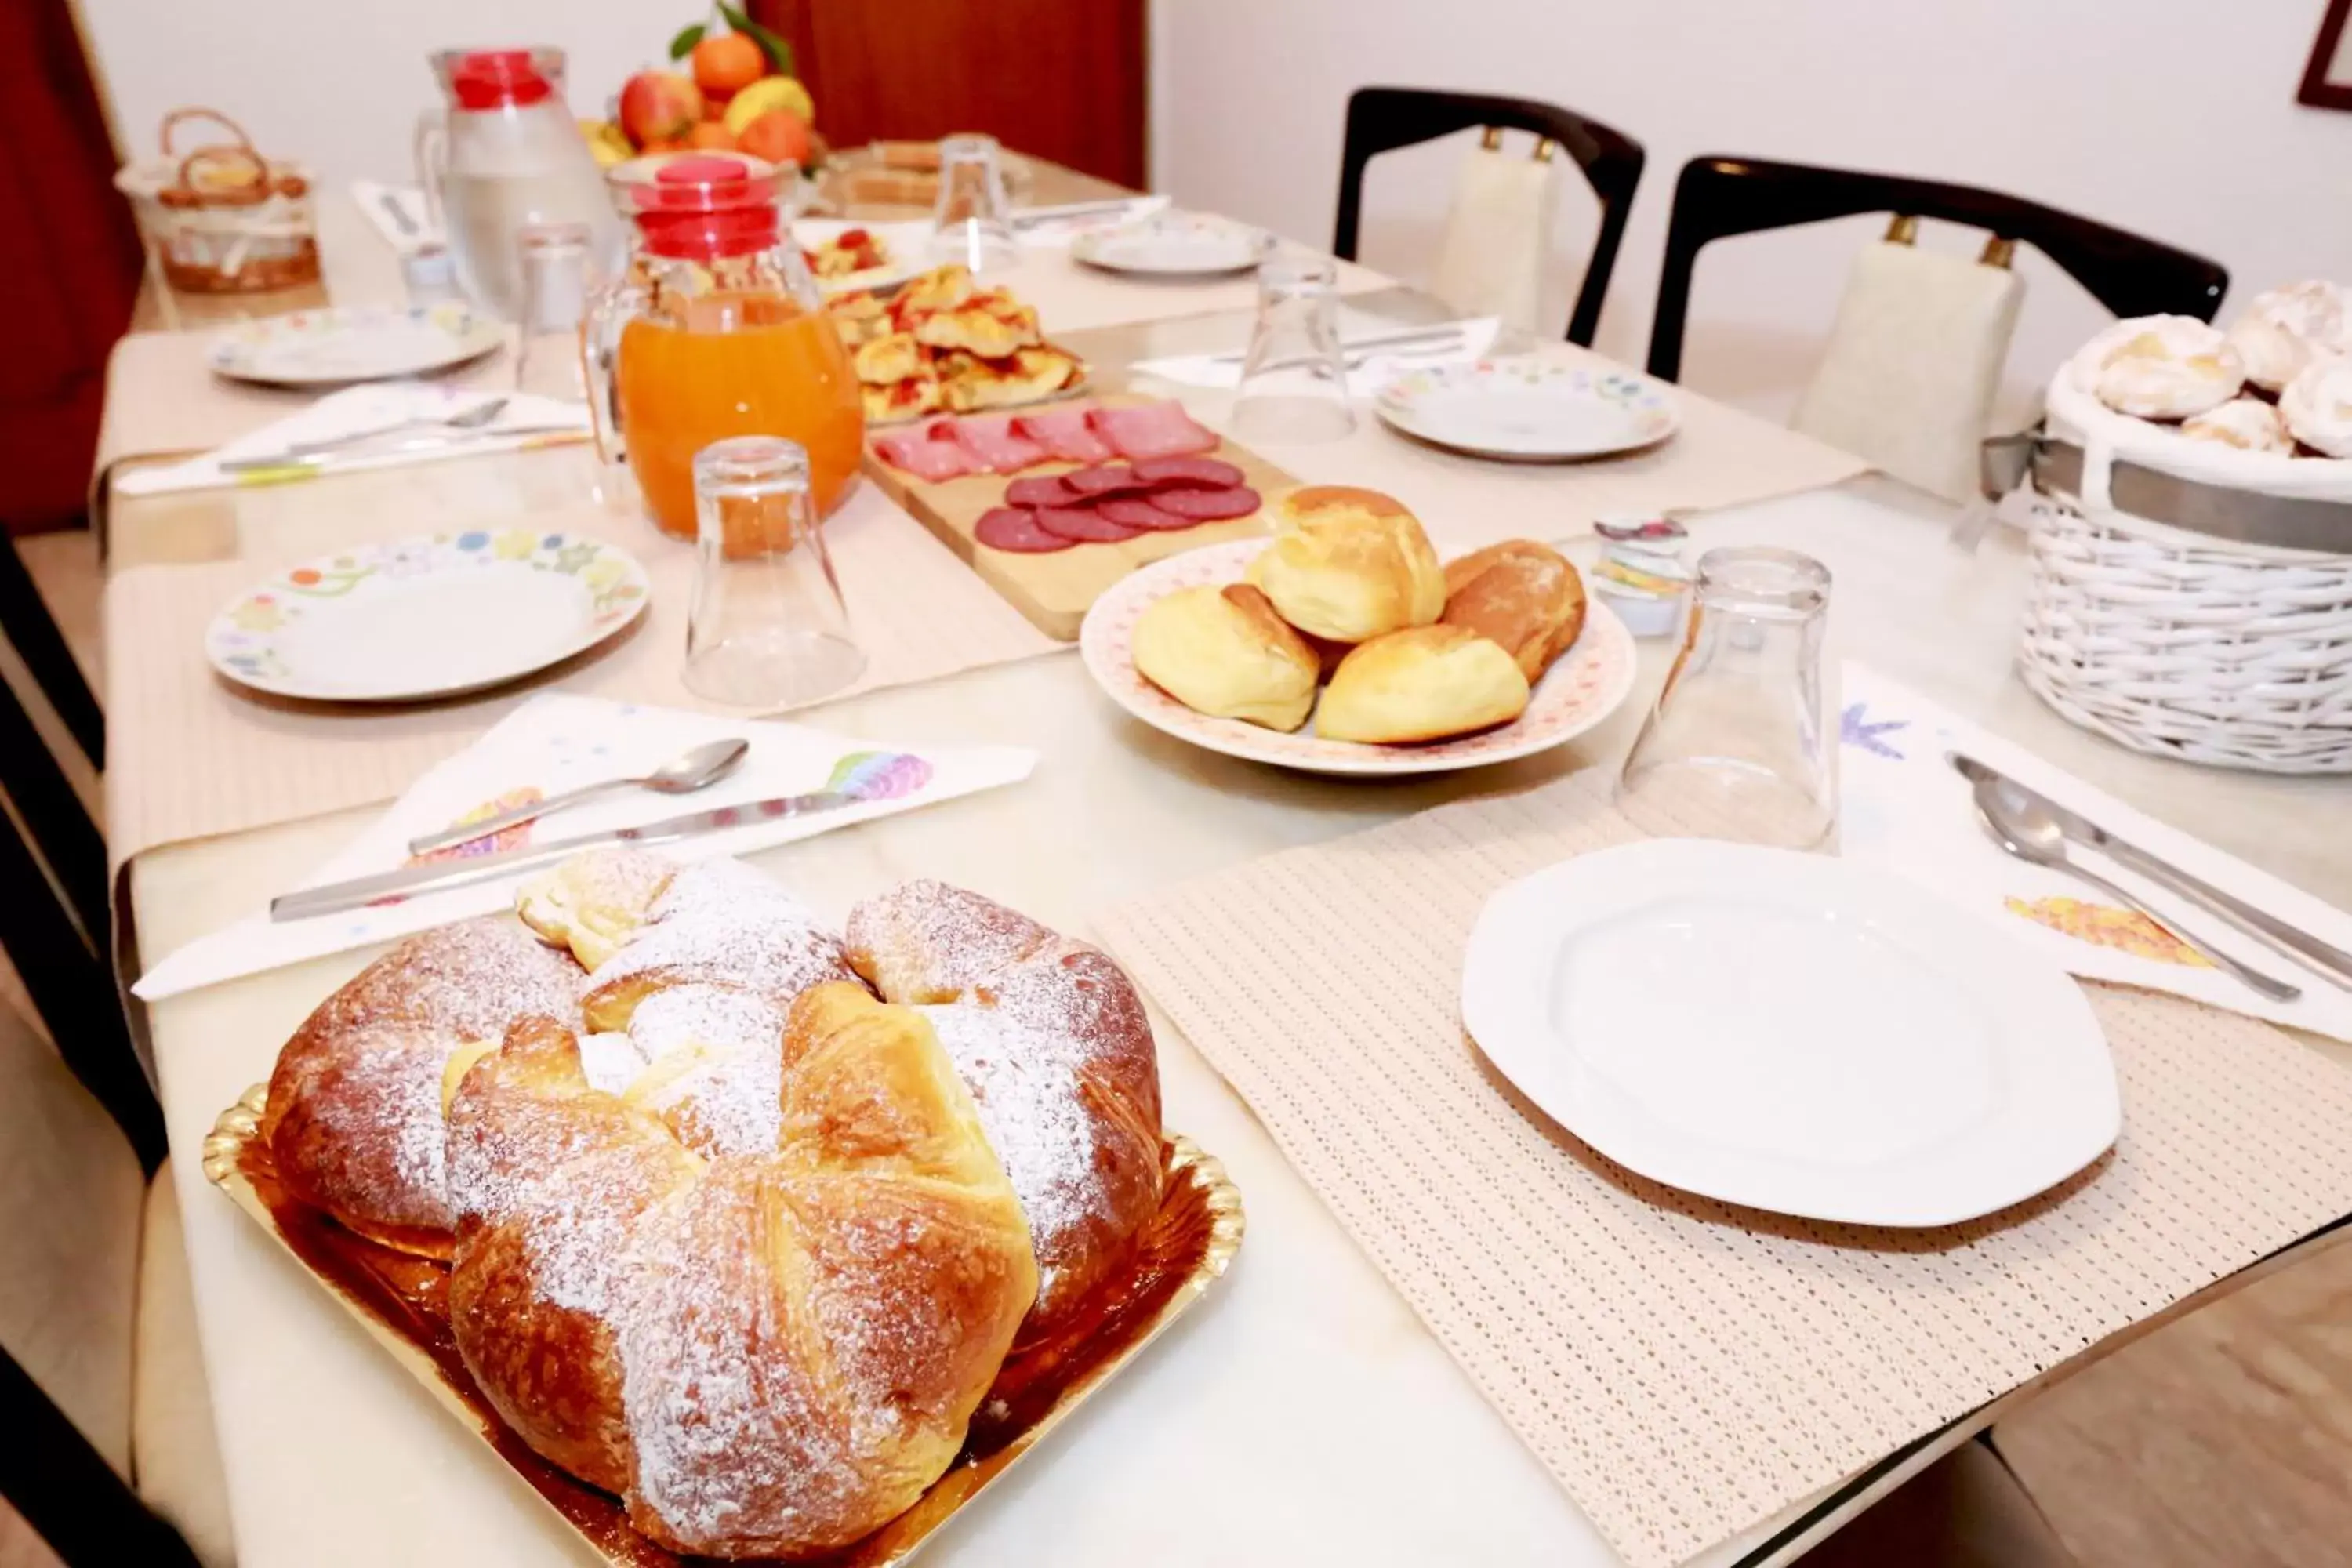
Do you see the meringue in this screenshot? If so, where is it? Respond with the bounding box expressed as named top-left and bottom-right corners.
top-left (2086, 315), bottom-right (2243, 420)
top-left (2279, 359), bottom-right (2352, 458)
top-left (2180, 397), bottom-right (2294, 455)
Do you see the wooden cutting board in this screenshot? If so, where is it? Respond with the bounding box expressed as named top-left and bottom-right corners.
top-left (864, 397), bottom-right (1294, 641)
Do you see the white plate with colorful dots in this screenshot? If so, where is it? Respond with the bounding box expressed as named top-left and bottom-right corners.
top-left (1374, 358), bottom-right (1679, 462)
top-left (207, 303), bottom-right (506, 387)
top-left (205, 530), bottom-right (651, 703)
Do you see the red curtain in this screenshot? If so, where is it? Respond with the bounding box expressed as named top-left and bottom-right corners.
top-left (0, 0), bottom-right (143, 532)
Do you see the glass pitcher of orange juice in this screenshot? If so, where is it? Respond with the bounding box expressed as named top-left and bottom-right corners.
top-left (587, 152), bottom-right (863, 546)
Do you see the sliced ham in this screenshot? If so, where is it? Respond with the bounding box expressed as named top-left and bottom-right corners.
top-left (1062, 463), bottom-right (1147, 497)
top-left (1131, 455), bottom-right (1245, 489)
top-left (950, 412), bottom-right (1051, 475)
top-left (1004, 474), bottom-right (1078, 508)
top-left (1014, 404), bottom-right (1115, 464)
top-left (1096, 496), bottom-right (1200, 532)
top-left (873, 426), bottom-right (982, 483)
top-left (1090, 400), bottom-right (1220, 461)
top-left (974, 507), bottom-right (1076, 553)
top-left (1152, 485), bottom-right (1261, 521)
top-left (1033, 505), bottom-right (1144, 543)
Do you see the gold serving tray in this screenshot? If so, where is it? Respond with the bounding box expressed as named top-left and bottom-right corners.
top-left (205, 1082), bottom-right (1243, 1566)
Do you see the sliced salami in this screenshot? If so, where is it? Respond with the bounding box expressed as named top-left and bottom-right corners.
top-left (1096, 496), bottom-right (1200, 532)
top-left (1151, 485), bottom-right (1262, 521)
top-left (1061, 463), bottom-right (1145, 496)
top-left (974, 506), bottom-right (1076, 553)
top-left (1013, 404), bottom-right (1115, 464)
top-left (1004, 474), bottom-right (1078, 508)
top-left (1090, 399), bottom-right (1220, 461)
top-left (1033, 505), bottom-right (1144, 543)
top-left (1130, 454), bottom-right (1244, 489)
top-left (950, 412), bottom-right (1051, 474)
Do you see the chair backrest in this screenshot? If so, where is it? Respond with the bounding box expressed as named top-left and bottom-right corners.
top-left (1646, 155), bottom-right (2230, 383)
top-left (0, 671), bottom-right (161, 1171)
top-left (0, 526), bottom-right (105, 771)
top-left (1334, 85), bottom-right (1646, 347)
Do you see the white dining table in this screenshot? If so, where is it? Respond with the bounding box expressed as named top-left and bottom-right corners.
top-left (106, 180), bottom-right (2352, 1568)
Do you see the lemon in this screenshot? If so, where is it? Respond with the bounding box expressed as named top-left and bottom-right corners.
top-left (723, 76), bottom-right (815, 136)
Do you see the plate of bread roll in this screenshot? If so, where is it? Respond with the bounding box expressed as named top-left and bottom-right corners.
top-left (1080, 485), bottom-right (1638, 775)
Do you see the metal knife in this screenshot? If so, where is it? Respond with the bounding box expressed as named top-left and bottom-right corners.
top-left (219, 425), bottom-right (586, 475)
top-left (1947, 753), bottom-right (2352, 988)
top-left (270, 792), bottom-right (856, 923)
top-left (1009, 198), bottom-right (1149, 228)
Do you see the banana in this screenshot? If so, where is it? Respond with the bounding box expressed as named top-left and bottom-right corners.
top-left (722, 76), bottom-right (815, 136)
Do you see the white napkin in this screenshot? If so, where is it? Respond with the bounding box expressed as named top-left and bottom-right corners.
top-left (1838, 663), bottom-right (2352, 1040)
top-left (113, 383), bottom-right (591, 498)
top-left (132, 694), bottom-right (1037, 1000)
top-left (352, 180), bottom-right (441, 255)
top-left (1127, 315), bottom-right (1501, 396)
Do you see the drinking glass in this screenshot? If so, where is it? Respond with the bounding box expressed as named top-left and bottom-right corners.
top-left (927, 133), bottom-right (1015, 270)
top-left (1232, 255), bottom-right (1355, 444)
top-left (1615, 547), bottom-right (1835, 849)
top-left (514, 220), bottom-right (593, 402)
top-left (684, 436), bottom-right (865, 708)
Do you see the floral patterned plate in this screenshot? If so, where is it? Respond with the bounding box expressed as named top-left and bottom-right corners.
top-left (207, 303), bottom-right (506, 387)
top-left (1079, 539), bottom-right (1638, 777)
top-left (1069, 212), bottom-right (1274, 278)
top-left (205, 530), bottom-right (652, 703)
top-left (1374, 358), bottom-right (1679, 462)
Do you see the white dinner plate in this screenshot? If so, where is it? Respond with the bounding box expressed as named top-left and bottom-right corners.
top-left (1461, 839), bottom-right (2120, 1226)
top-left (1070, 213), bottom-right (1275, 278)
top-left (1079, 539), bottom-right (1638, 776)
top-left (207, 304), bottom-right (506, 387)
top-left (205, 529), bottom-right (651, 703)
top-left (1375, 359), bottom-right (1679, 462)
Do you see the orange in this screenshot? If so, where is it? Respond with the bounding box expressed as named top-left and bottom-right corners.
top-left (738, 109), bottom-right (811, 169)
top-left (687, 121), bottom-right (739, 151)
top-left (692, 31), bottom-right (767, 98)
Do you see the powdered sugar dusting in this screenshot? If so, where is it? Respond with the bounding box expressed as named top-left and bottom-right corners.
top-left (844, 880), bottom-right (1051, 1002)
top-left (623, 985), bottom-right (792, 1159)
top-left (578, 1033), bottom-right (650, 1096)
top-left (588, 861), bottom-right (856, 1011)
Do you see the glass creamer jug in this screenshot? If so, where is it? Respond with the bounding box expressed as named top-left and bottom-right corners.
top-left (589, 153), bottom-right (865, 546)
top-left (415, 48), bottom-right (622, 320)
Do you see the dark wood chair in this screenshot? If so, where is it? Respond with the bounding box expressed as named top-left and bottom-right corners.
top-left (1333, 86), bottom-right (1645, 347)
top-left (1646, 155), bottom-right (2230, 383)
top-left (0, 524), bottom-right (103, 769)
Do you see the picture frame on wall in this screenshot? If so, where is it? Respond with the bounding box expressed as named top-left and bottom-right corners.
top-left (2301, 0), bottom-right (2352, 110)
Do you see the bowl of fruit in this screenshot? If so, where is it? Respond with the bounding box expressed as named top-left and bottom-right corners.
top-left (583, 5), bottom-right (822, 178)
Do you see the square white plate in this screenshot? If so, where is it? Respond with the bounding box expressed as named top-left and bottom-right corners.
top-left (1461, 839), bottom-right (2120, 1225)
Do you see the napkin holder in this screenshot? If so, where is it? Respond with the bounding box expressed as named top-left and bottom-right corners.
top-left (1428, 127), bottom-right (1560, 336)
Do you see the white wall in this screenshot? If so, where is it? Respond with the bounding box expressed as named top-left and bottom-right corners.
top-left (78, 0), bottom-right (647, 189)
top-left (1152, 0), bottom-right (2352, 419)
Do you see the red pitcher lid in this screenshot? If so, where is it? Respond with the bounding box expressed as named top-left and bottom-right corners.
top-left (450, 49), bottom-right (553, 109)
top-left (623, 153), bottom-right (787, 260)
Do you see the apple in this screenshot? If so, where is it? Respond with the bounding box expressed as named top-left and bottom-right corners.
top-left (619, 71), bottom-right (703, 148)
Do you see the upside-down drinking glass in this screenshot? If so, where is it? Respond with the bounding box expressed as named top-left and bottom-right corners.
top-left (684, 435), bottom-right (866, 708)
top-left (927, 133), bottom-right (1015, 271)
top-left (1614, 547), bottom-right (1835, 849)
top-left (514, 219), bottom-right (593, 401)
top-left (1232, 254), bottom-right (1355, 444)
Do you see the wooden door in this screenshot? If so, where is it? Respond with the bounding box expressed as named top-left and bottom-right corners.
top-left (750, 0), bottom-right (1147, 189)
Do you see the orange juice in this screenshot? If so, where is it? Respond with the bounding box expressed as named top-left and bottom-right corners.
top-left (615, 290), bottom-right (866, 542)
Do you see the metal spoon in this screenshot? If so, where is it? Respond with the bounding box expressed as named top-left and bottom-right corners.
top-left (281, 397), bottom-right (512, 459)
top-left (406, 738), bottom-right (752, 857)
top-left (1971, 777), bottom-right (2301, 1003)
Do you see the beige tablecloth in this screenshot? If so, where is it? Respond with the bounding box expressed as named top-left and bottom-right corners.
top-left (102, 485), bottom-right (1060, 862)
top-left (1095, 769), bottom-right (2352, 1568)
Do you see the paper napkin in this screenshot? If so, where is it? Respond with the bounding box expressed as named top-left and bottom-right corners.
top-left (133, 694), bottom-right (1036, 1000)
top-left (352, 180), bottom-right (441, 255)
top-left (1127, 315), bottom-right (1502, 395)
top-left (1838, 663), bottom-right (2352, 1040)
top-left (113, 383), bottom-right (591, 499)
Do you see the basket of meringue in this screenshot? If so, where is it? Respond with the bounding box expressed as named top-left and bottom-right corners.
top-left (2014, 279), bottom-right (2352, 774)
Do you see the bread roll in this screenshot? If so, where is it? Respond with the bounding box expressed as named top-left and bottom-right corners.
top-left (1131, 582), bottom-right (1319, 731)
top-left (1317, 624), bottom-right (1530, 743)
top-left (1243, 485), bottom-right (1445, 641)
top-left (1440, 539), bottom-right (1587, 681)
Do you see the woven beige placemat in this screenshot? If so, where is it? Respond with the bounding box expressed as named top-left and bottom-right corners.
top-left (102, 485), bottom-right (1059, 862)
top-left (1094, 771), bottom-right (2352, 1568)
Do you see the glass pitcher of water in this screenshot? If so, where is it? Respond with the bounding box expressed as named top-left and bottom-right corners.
top-left (415, 49), bottom-right (622, 320)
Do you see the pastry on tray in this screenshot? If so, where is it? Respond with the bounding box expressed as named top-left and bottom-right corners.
top-left (1243, 485), bottom-right (1446, 641)
top-left (831, 264), bottom-right (1084, 423)
top-left (254, 852), bottom-right (1167, 1560)
top-left (1315, 622), bottom-right (1532, 743)
top-left (1131, 582), bottom-right (1319, 731)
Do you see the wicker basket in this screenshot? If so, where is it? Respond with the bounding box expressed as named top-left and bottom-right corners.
top-left (2015, 366), bottom-right (2352, 773)
top-left (114, 107), bottom-right (319, 294)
